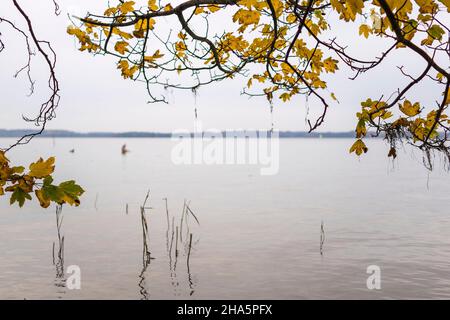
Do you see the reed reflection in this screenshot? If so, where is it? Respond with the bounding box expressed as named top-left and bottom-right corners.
top-left (52, 205), bottom-right (66, 298)
top-left (133, 192), bottom-right (200, 299)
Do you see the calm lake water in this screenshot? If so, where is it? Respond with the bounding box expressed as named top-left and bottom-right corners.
top-left (1, 137), bottom-right (450, 299)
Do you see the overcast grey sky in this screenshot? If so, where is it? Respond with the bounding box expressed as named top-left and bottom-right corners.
top-left (0, 0), bottom-right (440, 133)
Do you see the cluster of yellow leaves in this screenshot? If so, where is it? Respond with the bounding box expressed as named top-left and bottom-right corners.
top-left (233, 8), bottom-right (261, 33)
top-left (350, 98), bottom-right (393, 156)
top-left (70, 0), bottom-right (160, 59)
top-left (67, 26), bottom-right (100, 52)
top-left (0, 151), bottom-right (84, 208)
top-left (210, 0), bottom-right (335, 102)
top-left (117, 60), bottom-right (139, 79)
top-left (67, 0), bottom-right (449, 161)
top-left (175, 39), bottom-right (188, 59)
top-left (351, 95), bottom-right (450, 157)
top-left (331, 0), bottom-right (364, 21)
top-left (133, 18), bottom-right (156, 38)
top-left (68, 0), bottom-right (337, 99)
top-left (355, 99), bottom-right (392, 136)
top-left (186, 2), bottom-right (222, 14)
top-left (120, 1), bottom-right (136, 14)
top-left (361, 0), bottom-right (449, 48)
top-left (345, 0), bottom-right (450, 158)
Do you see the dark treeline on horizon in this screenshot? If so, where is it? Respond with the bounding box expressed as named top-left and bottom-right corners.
top-left (0, 129), bottom-right (368, 138)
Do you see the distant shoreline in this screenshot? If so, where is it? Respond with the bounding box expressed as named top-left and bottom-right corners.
top-left (0, 129), bottom-right (369, 139)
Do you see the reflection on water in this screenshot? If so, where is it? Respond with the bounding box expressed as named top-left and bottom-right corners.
top-left (1, 138), bottom-right (450, 299)
top-left (187, 233), bottom-right (196, 296)
top-left (138, 192), bottom-right (152, 300)
top-left (320, 221), bottom-right (325, 256)
top-left (138, 260), bottom-right (150, 300)
top-left (168, 199), bottom-right (199, 297)
top-left (135, 193), bottom-right (199, 300)
top-left (53, 205), bottom-right (66, 298)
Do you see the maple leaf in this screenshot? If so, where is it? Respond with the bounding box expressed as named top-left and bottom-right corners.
top-left (29, 157), bottom-right (55, 178)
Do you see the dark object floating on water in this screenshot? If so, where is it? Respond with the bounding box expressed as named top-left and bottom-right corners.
top-left (121, 144), bottom-right (129, 155)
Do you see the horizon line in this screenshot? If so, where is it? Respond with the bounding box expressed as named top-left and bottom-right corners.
top-left (0, 128), bottom-right (366, 139)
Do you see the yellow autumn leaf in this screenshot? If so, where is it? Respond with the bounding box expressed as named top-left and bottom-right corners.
top-left (359, 24), bottom-right (371, 38)
top-left (280, 92), bottom-right (291, 102)
top-left (152, 49), bottom-right (164, 59)
top-left (323, 57), bottom-right (339, 73)
top-left (399, 100), bottom-right (421, 117)
top-left (349, 139), bottom-right (368, 156)
top-left (112, 28), bottom-right (133, 40)
top-left (238, 0), bottom-right (258, 9)
top-left (208, 5), bottom-right (221, 13)
top-left (144, 50), bottom-right (165, 64)
top-left (345, 0), bottom-right (364, 19)
top-left (119, 1), bottom-right (135, 14)
top-left (29, 157), bottom-right (55, 178)
top-left (0, 151), bottom-right (9, 165)
top-left (286, 14), bottom-right (297, 23)
top-left (61, 194), bottom-right (78, 206)
top-left (175, 41), bottom-right (187, 52)
top-left (135, 19), bottom-right (147, 31)
top-left (148, 0), bottom-right (158, 11)
top-left (194, 7), bottom-right (205, 15)
top-left (114, 41), bottom-right (129, 55)
top-left (356, 119), bottom-right (367, 138)
top-left (35, 189), bottom-right (51, 208)
top-left (331, 0), bottom-right (364, 21)
top-left (438, 0), bottom-right (450, 12)
top-left (233, 9), bottom-right (261, 31)
top-left (381, 111), bottom-right (393, 120)
top-left (104, 7), bottom-right (118, 16)
top-left (117, 60), bottom-right (138, 79)
top-left (273, 73), bottom-right (283, 82)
